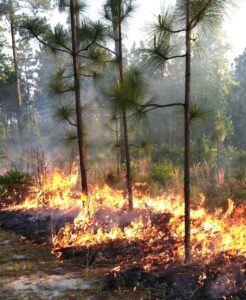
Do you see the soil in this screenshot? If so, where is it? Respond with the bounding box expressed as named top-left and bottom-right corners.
top-left (0, 230), bottom-right (147, 300)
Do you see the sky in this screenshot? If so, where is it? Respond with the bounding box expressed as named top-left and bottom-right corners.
top-left (85, 0), bottom-right (246, 61)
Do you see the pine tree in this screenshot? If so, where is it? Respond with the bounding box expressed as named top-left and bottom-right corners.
top-left (104, 0), bottom-right (136, 210)
top-left (21, 0), bottom-right (106, 195)
top-left (141, 0), bottom-right (235, 263)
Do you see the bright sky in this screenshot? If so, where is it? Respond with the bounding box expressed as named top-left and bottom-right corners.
top-left (86, 0), bottom-right (246, 61)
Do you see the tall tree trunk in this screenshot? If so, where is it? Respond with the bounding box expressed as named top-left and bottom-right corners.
top-left (9, 0), bottom-right (22, 141)
top-left (184, 0), bottom-right (191, 264)
top-left (118, 2), bottom-right (133, 210)
top-left (111, 4), bottom-right (125, 166)
top-left (25, 64), bottom-right (34, 144)
top-left (2, 107), bottom-right (8, 137)
top-left (70, 0), bottom-right (88, 195)
top-left (122, 108), bottom-right (133, 210)
top-left (115, 121), bottom-right (120, 176)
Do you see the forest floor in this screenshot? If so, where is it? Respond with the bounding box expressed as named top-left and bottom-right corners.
top-left (0, 229), bottom-right (147, 300)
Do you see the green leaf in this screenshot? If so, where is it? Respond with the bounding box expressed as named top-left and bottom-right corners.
top-left (103, 66), bottom-right (150, 127)
top-left (20, 17), bottom-right (51, 38)
top-left (189, 101), bottom-right (213, 123)
top-left (54, 105), bottom-right (75, 124)
top-left (46, 24), bottom-right (70, 51)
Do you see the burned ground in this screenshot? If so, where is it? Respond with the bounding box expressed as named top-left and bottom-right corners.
top-left (0, 208), bottom-right (245, 300)
top-left (0, 228), bottom-right (148, 300)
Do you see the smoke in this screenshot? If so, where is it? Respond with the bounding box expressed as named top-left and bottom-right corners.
top-left (1, 7), bottom-right (245, 201)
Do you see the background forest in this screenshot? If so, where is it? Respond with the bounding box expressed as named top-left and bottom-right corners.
top-left (0, 0), bottom-right (245, 210)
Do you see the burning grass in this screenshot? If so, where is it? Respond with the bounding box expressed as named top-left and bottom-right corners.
top-left (52, 187), bottom-right (245, 268)
top-left (1, 166), bottom-right (246, 299)
top-left (4, 166), bottom-right (245, 264)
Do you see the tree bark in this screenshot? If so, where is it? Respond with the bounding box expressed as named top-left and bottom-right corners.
top-left (115, 121), bottom-right (120, 176)
top-left (122, 108), bottom-right (133, 210)
top-left (70, 0), bottom-right (88, 195)
top-left (184, 0), bottom-right (191, 264)
top-left (118, 1), bottom-right (133, 210)
top-left (9, 0), bottom-right (22, 141)
top-left (24, 63), bottom-right (34, 144)
top-left (111, 3), bottom-right (125, 166)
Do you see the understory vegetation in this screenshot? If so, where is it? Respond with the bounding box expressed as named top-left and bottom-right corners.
top-left (0, 145), bottom-right (245, 210)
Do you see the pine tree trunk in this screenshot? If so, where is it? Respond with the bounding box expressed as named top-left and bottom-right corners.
top-left (9, 0), bottom-right (22, 141)
top-left (122, 108), bottom-right (133, 210)
top-left (118, 2), bottom-right (133, 210)
top-left (112, 6), bottom-right (125, 166)
top-left (184, 0), bottom-right (191, 264)
top-left (115, 121), bottom-right (120, 176)
top-left (24, 64), bottom-right (33, 144)
top-left (70, 0), bottom-right (88, 195)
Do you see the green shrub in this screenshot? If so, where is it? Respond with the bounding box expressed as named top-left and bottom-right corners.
top-left (191, 136), bottom-right (217, 165)
top-left (150, 162), bottom-right (174, 185)
top-left (0, 170), bottom-right (33, 207)
top-left (151, 144), bottom-right (183, 166)
top-left (233, 151), bottom-right (246, 180)
top-left (217, 145), bottom-right (238, 169)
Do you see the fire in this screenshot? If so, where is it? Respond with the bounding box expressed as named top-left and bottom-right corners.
top-left (5, 166), bottom-right (82, 211)
top-left (52, 180), bottom-right (245, 267)
top-left (3, 167), bottom-right (246, 268)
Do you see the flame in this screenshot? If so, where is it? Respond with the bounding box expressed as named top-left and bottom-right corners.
top-left (4, 166), bottom-right (246, 269)
top-left (5, 165), bottom-right (82, 211)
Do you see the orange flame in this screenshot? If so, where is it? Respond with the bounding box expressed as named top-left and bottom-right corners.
top-left (4, 166), bottom-right (246, 268)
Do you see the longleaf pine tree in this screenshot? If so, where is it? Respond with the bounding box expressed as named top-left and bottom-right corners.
top-left (104, 0), bottom-right (136, 210)
top-left (22, 0), bottom-right (106, 195)
top-left (142, 0), bottom-right (235, 263)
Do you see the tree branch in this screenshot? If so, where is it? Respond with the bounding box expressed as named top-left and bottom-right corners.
top-left (57, 42), bottom-right (72, 54)
top-left (28, 30), bottom-right (72, 55)
top-left (143, 47), bottom-right (186, 61)
top-left (76, 26), bottom-right (100, 54)
top-left (140, 102), bottom-right (184, 113)
top-left (190, 0), bottom-right (212, 29)
top-left (161, 53), bottom-right (186, 60)
top-left (160, 26), bottom-right (186, 34)
top-left (95, 43), bottom-right (118, 56)
top-left (63, 116), bottom-right (77, 127)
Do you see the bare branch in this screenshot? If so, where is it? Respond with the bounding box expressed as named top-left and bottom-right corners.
top-left (160, 27), bottom-right (186, 34)
top-left (95, 43), bottom-right (117, 56)
top-left (140, 102), bottom-right (184, 113)
top-left (63, 116), bottom-right (77, 127)
top-left (160, 53), bottom-right (186, 60)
